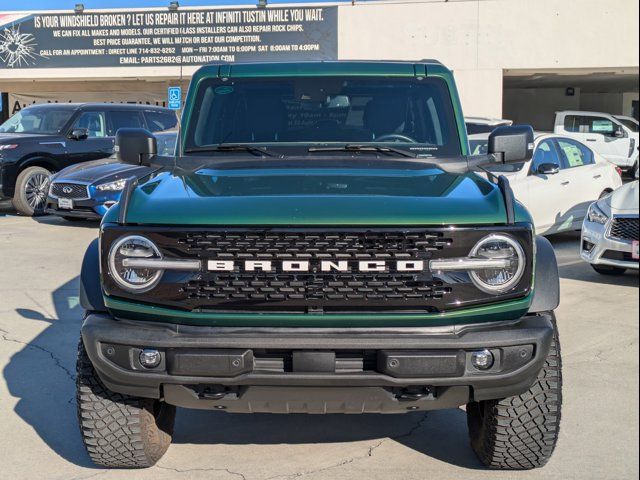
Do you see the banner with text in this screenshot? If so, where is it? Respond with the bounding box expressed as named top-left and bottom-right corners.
top-left (0, 7), bottom-right (337, 69)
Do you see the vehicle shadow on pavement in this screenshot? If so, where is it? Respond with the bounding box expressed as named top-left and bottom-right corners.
top-left (170, 401), bottom-right (484, 469)
top-left (3, 276), bottom-right (97, 469)
top-left (32, 215), bottom-right (101, 229)
top-left (559, 261), bottom-right (639, 287)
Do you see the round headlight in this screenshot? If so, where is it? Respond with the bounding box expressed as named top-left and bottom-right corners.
top-left (469, 234), bottom-right (525, 294)
top-left (108, 235), bottom-right (163, 292)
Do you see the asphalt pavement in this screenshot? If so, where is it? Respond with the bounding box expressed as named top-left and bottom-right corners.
top-left (0, 202), bottom-right (638, 480)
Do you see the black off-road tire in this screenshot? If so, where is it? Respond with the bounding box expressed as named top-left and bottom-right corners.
top-left (591, 264), bottom-right (627, 276)
top-left (12, 166), bottom-right (51, 216)
top-left (76, 339), bottom-right (176, 468)
top-left (466, 314), bottom-right (562, 470)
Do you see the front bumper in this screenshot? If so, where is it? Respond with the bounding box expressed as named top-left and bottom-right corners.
top-left (81, 312), bottom-right (554, 413)
top-left (45, 195), bottom-right (112, 220)
top-left (581, 218), bottom-right (639, 270)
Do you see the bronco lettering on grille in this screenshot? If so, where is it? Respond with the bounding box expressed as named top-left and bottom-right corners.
top-left (207, 260), bottom-right (426, 273)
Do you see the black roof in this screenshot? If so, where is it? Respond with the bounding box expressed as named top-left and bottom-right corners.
top-left (21, 103), bottom-right (172, 112)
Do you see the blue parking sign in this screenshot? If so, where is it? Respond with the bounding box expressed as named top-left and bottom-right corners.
top-left (168, 87), bottom-right (182, 110)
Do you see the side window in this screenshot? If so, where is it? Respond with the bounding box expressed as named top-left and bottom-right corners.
top-left (556, 138), bottom-right (595, 168)
top-left (587, 116), bottom-right (616, 135)
top-left (108, 111), bottom-right (143, 135)
top-left (563, 115), bottom-right (581, 133)
top-left (73, 111), bottom-right (107, 138)
top-left (144, 111), bottom-right (177, 132)
top-left (531, 140), bottom-right (560, 173)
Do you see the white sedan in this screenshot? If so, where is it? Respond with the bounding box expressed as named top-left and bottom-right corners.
top-left (581, 179), bottom-right (639, 275)
top-left (482, 133), bottom-right (623, 235)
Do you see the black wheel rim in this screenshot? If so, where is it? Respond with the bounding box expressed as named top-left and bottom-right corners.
top-left (24, 173), bottom-right (49, 210)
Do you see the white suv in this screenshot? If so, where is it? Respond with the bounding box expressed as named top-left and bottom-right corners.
top-left (554, 111), bottom-right (638, 175)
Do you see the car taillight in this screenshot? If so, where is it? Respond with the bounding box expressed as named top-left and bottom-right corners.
top-left (616, 167), bottom-right (623, 177)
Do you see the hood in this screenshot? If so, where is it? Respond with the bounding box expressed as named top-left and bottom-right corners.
top-left (0, 132), bottom-right (58, 143)
top-left (54, 159), bottom-right (149, 184)
top-left (116, 162), bottom-right (509, 226)
top-left (606, 180), bottom-right (639, 214)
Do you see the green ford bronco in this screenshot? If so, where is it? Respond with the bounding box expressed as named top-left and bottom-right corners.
top-left (77, 60), bottom-right (562, 469)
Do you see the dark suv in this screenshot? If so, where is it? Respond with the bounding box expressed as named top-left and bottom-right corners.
top-left (0, 103), bottom-right (176, 216)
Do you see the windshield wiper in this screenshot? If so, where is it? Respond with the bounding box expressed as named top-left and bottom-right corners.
top-left (184, 144), bottom-right (277, 157)
top-left (307, 144), bottom-right (417, 158)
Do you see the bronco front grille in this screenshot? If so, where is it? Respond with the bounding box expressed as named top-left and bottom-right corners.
top-left (50, 182), bottom-right (88, 199)
top-left (184, 273), bottom-right (452, 306)
top-left (609, 217), bottom-right (639, 242)
top-left (177, 231), bottom-right (452, 259)
top-left (101, 226), bottom-right (535, 313)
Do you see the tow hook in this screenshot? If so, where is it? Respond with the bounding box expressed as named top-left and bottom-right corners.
top-left (395, 387), bottom-right (436, 402)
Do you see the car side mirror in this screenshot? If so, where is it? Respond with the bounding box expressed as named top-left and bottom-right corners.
top-left (488, 125), bottom-right (534, 163)
top-left (613, 127), bottom-right (625, 138)
top-left (115, 128), bottom-right (157, 165)
top-left (536, 163), bottom-right (560, 175)
top-left (68, 128), bottom-right (88, 141)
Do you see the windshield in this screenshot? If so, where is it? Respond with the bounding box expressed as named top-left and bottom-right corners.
top-left (616, 117), bottom-right (639, 132)
top-left (156, 132), bottom-right (177, 156)
top-left (469, 138), bottom-right (488, 156)
top-left (0, 107), bottom-right (74, 135)
top-left (184, 76), bottom-right (461, 157)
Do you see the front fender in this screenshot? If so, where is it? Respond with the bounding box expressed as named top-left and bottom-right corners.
top-left (80, 238), bottom-right (107, 312)
top-left (529, 235), bottom-right (560, 313)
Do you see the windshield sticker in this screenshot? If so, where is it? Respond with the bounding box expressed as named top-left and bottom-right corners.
top-left (591, 120), bottom-right (614, 133)
top-left (215, 86), bottom-right (234, 95)
top-left (562, 144), bottom-right (584, 167)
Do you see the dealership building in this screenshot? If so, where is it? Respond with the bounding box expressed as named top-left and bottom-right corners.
top-left (0, 0), bottom-right (638, 130)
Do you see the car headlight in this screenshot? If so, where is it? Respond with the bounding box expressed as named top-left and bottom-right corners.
top-left (468, 234), bottom-right (526, 294)
top-left (587, 201), bottom-right (609, 225)
top-left (0, 144), bottom-right (18, 151)
top-left (108, 235), bottom-right (163, 292)
top-left (97, 178), bottom-right (127, 191)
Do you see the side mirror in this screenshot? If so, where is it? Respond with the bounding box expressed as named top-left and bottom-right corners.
top-left (68, 128), bottom-right (88, 141)
top-left (488, 125), bottom-right (535, 163)
top-left (613, 127), bottom-right (625, 138)
top-left (115, 128), bottom-right (157, 165)
top-left (536, 163), bottom-right (560, 175)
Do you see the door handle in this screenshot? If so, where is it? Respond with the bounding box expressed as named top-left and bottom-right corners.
top-left (561, 181), bottom-right (570, 186)
top-left (593, 174), bottom-right (602, 179)
top-left (586, 138), bottom-right (597, 142)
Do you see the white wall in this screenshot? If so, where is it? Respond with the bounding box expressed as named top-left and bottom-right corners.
top-left (503, 88), bottom-right (581, 131)
top-left (453, 69), bottom-right (503, 118)
top-left (338, 0), bottom-right (638, 117)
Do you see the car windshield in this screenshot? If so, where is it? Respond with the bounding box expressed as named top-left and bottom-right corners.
top-left (0, 107), bottom-right (74, 135)
top-left (156, 131), bottom-right (177, 156)
top-left (469, 138), bottom-right (488, 156)
top-left (616, 117), bottom-right (639, 132)
top-left (184, 76), bottom-right (461, 157)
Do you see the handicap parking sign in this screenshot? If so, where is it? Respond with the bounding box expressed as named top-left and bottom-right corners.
top-left (168, 86), bottom-right (182, 110)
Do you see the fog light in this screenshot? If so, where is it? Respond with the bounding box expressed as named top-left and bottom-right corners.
top-left (582, 240), bottom-right (595, 253)
top-left (471, 349), bottom-right (494, 370)
top-left (139, 349), bottom-right (162, 368)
